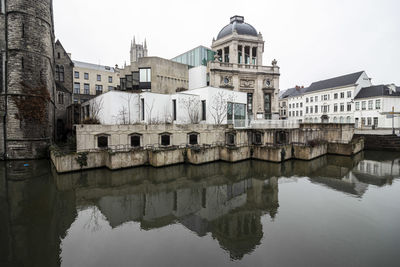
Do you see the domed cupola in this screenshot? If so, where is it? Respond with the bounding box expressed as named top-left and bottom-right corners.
top-left (216, 16), bottom-right (258, 40)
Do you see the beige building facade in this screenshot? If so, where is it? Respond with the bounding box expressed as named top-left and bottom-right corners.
top-left (208, 16), bottom-right (280, 120)
top-left (72, 61), bottom-right (120, 103)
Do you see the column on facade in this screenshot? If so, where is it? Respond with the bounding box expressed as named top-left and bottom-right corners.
top-left (249, 46), bottom-right (253, 65)
top-left (241, 45), bottom-right (245, 64)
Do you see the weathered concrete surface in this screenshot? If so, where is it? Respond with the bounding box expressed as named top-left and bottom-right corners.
top-left (186, 146), bottom-right (220, 165)
top-left (106, 149), bottom-right (148, 170)
top-left (252, 145), bottom-right (292, 162)
top-left (293, 143), bottom-right (328, 160)
top-left (148, 148), bottom-right (186, 167)
top-left (220, 146), bottom-right (251, 162)
top-left (50, 150), bottom-right (108, 173)
top-left (328, 138), bottom-right (364, 156)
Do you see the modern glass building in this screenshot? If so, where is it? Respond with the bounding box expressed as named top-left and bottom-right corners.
top-left (171, 46), bottom-right (215, 68)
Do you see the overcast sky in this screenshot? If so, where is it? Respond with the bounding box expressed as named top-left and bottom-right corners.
top-left (53, 0), bottom-right (400, 90)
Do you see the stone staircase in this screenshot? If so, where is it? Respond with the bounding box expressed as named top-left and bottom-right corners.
top-left (354, 134), bottom-right (400, 151)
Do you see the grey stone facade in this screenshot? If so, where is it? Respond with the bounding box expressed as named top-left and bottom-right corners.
top-left (0, 0), bottom-right (56, 159)
top-left (209, 16), bottom-right (280, 120)
top-left (55, 40), bottom-right (73, 140)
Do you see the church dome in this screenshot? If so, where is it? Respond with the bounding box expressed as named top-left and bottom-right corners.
top-left (216, 16), bottom-right (258, 40)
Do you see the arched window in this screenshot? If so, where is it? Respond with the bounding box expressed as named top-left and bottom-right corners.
top-left (333, 117), bottom-right (337, 123)
top-left (346, 116), bottom-right (351, 123)
top-left (340, 116), bottom-right (344, 123)
top-left (59, 66), bottom-right (65, 82)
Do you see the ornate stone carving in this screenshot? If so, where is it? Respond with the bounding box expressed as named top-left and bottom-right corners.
top-left (272, 59), bottom-right (277, 66)
top-left (240, 79), bottom-right (255, 88)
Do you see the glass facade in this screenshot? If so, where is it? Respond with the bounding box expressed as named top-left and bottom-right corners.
top-left (172, 46), bottom-right (215, 68)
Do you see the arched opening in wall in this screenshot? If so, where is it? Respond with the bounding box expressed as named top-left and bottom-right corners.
top-left (160, 133), bottom-right (172, 147)
top-left (333, 117), bottom-right (337, 123)
top-left (321, 115), bottom-right (329, 123)
top-left (276, 131), bottom-right (288, 145)
top-left (188, 132), bottom-right (199, 145)
top-left (346, 116), bottom-right (351, 123)
top-left (253, 132), bottom-right (263, 145)
top-left (226, 132), bottom-right (236, 146)
top-left (130, 133), bottom-right (142, 148)
top-left (340, 116), bottom-right (344, 124)
top-left (97, 134), bottom-right (109, 149)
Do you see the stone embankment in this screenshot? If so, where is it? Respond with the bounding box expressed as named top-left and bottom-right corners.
top-left (51, 137), bottom-right (364, 173)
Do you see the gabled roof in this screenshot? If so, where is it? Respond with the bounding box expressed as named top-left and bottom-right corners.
top-left (73, 60), bottom-right (116, 73)
top-left (305, 71), bottom-right (364, 93)
top-left (354, 85), bottom-right (400, 99)
top-left (280, 87), bottom-right (307, 99)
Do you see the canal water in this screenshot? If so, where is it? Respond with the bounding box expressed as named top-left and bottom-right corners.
top-left (1, 151), bottom-right (400, 267)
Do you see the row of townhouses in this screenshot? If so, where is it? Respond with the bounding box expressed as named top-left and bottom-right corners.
top-left (279, 71), bottom-right (400, 129)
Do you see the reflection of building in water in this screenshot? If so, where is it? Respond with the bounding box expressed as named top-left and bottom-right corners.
top-left (0, 161), bottom-right (76, 267)
top-left (67, 174), bottom-right (279, 260)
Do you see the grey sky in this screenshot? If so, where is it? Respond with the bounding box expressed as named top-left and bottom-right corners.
top-left (53, 0), bottom-right (400, 90)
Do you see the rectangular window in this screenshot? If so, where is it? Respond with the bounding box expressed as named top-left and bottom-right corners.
top-left (315, 96), bottom-right (318, 102)
top-left (367, 117), bottom-right (372, 126)
top-left (306, 98), bottom-right (309, 103)
top-left (300, 103), bottom-right (303, 108)
top-left (340, 103), bottom-right (344, 112)
top-left (84, 73), bottom-right (89, 80)
top-left (247, 93), bottom-right (253, 114)
top-left (310, 106), bottom-right (313, 113)
top-left (347, 91), bottom-right (352, 98)
top-left (362, 101), bottom-right (366, 110)
top-left (296, 111), bottom-right (299, 117)
top-left (315, 105), bottom-right (318, 113)
top-left (264, 93), bottom-right (271, 119)
top-left (334, 104), bottom-right (338, 112)
top-left (300, 111), bottom-right (303, 116)
top-left (201, 100), bottom-right (206, 121)
top-left (172, 100), bottom-right (177, 121)
top-left (139, 68), bottom-right (151, 82)
top-left (97, 74), bottom-right (101, 81)
top-left (306, 106), bottom-right (309, 114)
top-left (355, 102), bottom-right (360, 110)
top-left (340, 92), bottom-right (345, 99)
top-left (84, 83), bottom-right (90, 94)
top-left (95, 84), bottom-right (103, 95)
top-left (368, 100), bottom-right (373, 110)
top-left (347, 102), bottom-right (351, 111)
top-left (334, 93), bottom-right (338, 99)
top-left (361, 117), bottom-right (366, 126)
top-left (74, 82), bottom-right (80, 94)
top-left (296, 103), bottom-right (299, 108)
top-left (375, 99), bottom-right (381, 109)
top-left (310, 97), bottom-right (313, 103)
top-left (74, 71), bottom-right (79, 79)
top-left (108, 76), bottom-right (112, 83)
top-left (141, 98), bottom-right (145, 121)
top-left (373, 117), bottom-right (378, 126)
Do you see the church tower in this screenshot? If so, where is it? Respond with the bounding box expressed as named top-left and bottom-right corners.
top-left (0, 0), bottom-right (56, 159)
top-left (130, 36), bottom-right (148, 64)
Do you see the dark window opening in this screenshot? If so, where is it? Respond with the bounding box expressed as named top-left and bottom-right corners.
top-left (60, 66), bottom-right (64, 82)
top-left (227, 133), bottom-right (235, 146)
top-left (247, 93), bottom-right (253, 114)
top-left (264, 93), bottom-right (271, 119)
top-left (172, 99), bottom-right (177, 121)
top-left (173, 191), bottom-right (177, 211)
top-left (57, 52), bottom-right (60, 59)
top-left (22, 23), bottom-right (25, 38)
top-left (97, 136), bottom-right (108, 148)
top-left (254, 133), bottom-right (262, 145)
top-left (130, 135), bottom-right (141, 147)
top-left (201, 100), bottom-right (206, 121)
top-left (141, 99), bottom-right (145, 120)
top-left (276, 131), bottom-right (288, 145)
top-left (21, 57), bottom-right (24, 70)
top-left (161, 134), bottom-right (170, 146)
top-left (224, 46), bottom-right (229, 63)
top-left (189, 134), bottom-right (198, 145)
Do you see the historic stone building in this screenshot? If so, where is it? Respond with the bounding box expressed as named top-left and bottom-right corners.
top-left (55, 40), bottom-right (73, 140)
top-left (0, 0), bottom-right (56, 159)
top-left (130, 36), bottom-right (147, 64)
top-left (208, 15), bottom-right (280, 120)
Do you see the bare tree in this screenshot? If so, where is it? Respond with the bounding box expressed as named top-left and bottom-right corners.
top-left (119, 94), bottom-right (135, 124)
top-left (83, 97), bottom-right (104, 124)
top-left (210, 91), bottom-right (235, 125)
top-left (115, 106), bottom-right (129, 124)
top-left (179, 95), bottom-right (200, 124)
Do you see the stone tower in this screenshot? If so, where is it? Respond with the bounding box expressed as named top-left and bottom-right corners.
top-left (209, 15), bottom-right (280, 120)
top-left (0, 0), bottom-right (56, 159)
top-left (130, 36), bottom-right (148, 64)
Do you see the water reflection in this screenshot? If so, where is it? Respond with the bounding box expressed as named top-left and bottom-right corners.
top-left (1, 151), bottom-right (400, 266)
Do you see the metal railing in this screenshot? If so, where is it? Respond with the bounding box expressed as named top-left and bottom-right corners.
top-left (250, 120), bottom-right (300, 129)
